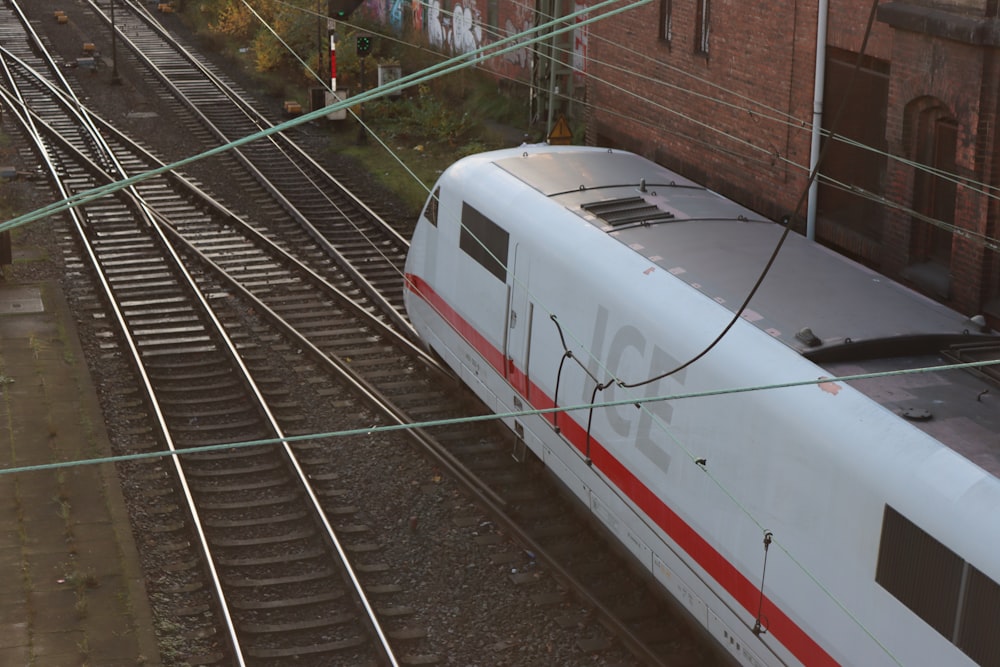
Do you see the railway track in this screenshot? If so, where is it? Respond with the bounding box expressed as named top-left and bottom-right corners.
top-left (85, 0), bottom-right (414, 333)
top-left (1, 7), bottom-right (420, 665)
top-left (5, 2), bottom-right (728, 664)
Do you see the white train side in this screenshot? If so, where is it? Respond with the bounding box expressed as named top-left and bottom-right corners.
top-left (403, 145), bottom-right (1000, 667)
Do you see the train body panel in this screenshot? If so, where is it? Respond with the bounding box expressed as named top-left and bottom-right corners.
top-left (403, 145), bottom-right (1000, 667)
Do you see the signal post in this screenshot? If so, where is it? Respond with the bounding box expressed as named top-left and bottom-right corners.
top-left (324, 0), bottom-right (365, 119)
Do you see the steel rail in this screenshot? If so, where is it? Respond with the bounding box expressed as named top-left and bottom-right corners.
top-left (0, 73), bottom-right (401, 667)
top-left (1, 18), bottom-right (403, 665)
top-left (87, 0), bottom-right (416, 335)
top-left (0, 35), bottom-right (248, 663)
top-left (4, 48), bottom-right (439, 370)
top-left (7, 4), bottom-right (718, 663)
top-left (162, 210), bottom-right (673, 667)
top-left (52, 7), bottom-right (686, 661)
top-left (5, 86), bottom-right (403, 667)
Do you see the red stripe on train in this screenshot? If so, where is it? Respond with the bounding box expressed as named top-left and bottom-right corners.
top-left (405, 273), bottom-right (839, 667)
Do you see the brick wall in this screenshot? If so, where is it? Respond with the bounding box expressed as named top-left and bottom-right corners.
top-left (587, 0), bottom-right (818, 222)
top-left (881, 21), bottom-right (994, 314)
top-left (585, 0), bottom-right (999, 316)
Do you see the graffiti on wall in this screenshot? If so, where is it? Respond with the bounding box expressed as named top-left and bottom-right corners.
top-left (361, 0), bottom-right (589, 81)
top-left (411, 0), bottom-right (424, 32)
top-left (426, 0), bottom-right (484, 54)
top-left (498, 2), bottom-right (534, 76)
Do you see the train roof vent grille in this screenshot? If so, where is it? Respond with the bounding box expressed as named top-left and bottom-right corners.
top-left (582, 197), bottom-right (676, 227)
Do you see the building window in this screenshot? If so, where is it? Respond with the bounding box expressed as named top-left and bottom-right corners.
top-left (876, 505), bottom-right (1000, 664)
top-left (460, 202), bottom-right (509, 281)
top-left (902, 99), bottom-right (957, 298)
top-left (816, 48), bottom-right (889, 248)
top-left (913, 115), bottom-right (957, 267)
top-left (660, 0), bottom-right (673, 44)
top-left (694, 0), bottom-right (710, 55)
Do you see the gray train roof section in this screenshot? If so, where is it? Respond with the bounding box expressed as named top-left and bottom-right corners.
top-left (495, 148), bottom-right (1000, 476)
top-left (494, 149), bottom-right (987, 354)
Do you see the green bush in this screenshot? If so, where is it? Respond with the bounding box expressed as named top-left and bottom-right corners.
top-left (366, 84), bottom-right (475, 146)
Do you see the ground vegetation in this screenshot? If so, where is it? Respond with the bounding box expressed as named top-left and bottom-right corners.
top-left (178, 0), bottom-right (533, 213)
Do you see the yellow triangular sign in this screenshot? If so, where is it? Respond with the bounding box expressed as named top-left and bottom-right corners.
top-left (548, 114), bottom-right (572, 145)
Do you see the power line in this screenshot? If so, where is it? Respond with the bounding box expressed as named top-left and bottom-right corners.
top-left (0, 0), bottom-right (649, 232)
top-left (4, 7), bottom-right (994, 659)
top-left (1, 354), bottom-right (995, 479)
top-left (315, 0), bottom-right (1000, 252)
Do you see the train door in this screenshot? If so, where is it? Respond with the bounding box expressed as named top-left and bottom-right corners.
top-left (505, 243), bottom-right (532, 400)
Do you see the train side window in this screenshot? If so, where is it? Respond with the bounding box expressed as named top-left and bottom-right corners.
top-left (875, 504), bottom-right (1000, 663)
top-left (875, 505), bottom-right (962, 637)
top-left (956, 566), bottom-right (1000, 666)
top-left (423, 187), bottom-right (440, 227)
top-left (459, 202), bottom-right (509, 282)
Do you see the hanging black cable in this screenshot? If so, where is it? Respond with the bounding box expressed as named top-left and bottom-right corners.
top-left (549, 314), bottom-right (608, 451)
top-left (553, 350), bottom-right (570, 434)
top-left (753, 530), bottom-right (773, 636)
top-left (582, 381), bottom-right (615, 464)
top-left (617, 0), bottom-right (883, 392)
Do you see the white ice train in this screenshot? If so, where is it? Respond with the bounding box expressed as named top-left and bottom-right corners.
top-left (402, 145), bottom-right (1000, 667)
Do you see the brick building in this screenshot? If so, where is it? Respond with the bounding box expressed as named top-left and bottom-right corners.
top-left (362, 0), bottom-right (999, 321)
top-left (584, 0), bottom-right (1000, 324)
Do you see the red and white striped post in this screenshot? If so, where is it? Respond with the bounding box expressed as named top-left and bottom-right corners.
top-left (329, 27), bottom-right (337, 91)
top-left (327, 0), bottom-right (366, 91)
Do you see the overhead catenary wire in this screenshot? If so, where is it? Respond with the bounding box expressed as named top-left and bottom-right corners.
top-left (0, 0), bottom-right (650, 233)
top-left (239, 0), bottom-right (434, 199)
top-left (1, 343), bottom-right (995, 665)
top-left (1, 354), bottom-right (996, 479)
top-left (553, 29), bottom-right (1000, 247)
top-left (2, 6), bottom-right (993, 660)
top-left (120, 0), bottom-right (1000, 372)
top-left (353, 1), bottom-right (934, 657)
top-left (320, 0), bottom-right (1000, 250)
top-left (199, 0), bottom-right (1000, 252)
top-left (601, 0), bottom-right (881, 392)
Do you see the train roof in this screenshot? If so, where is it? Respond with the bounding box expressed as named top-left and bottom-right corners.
top-left (490, 146), bottom-right (1000, 476)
